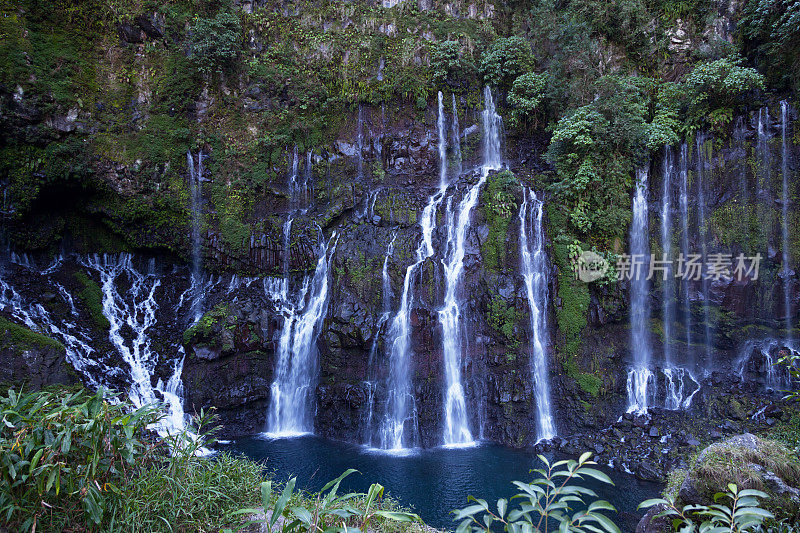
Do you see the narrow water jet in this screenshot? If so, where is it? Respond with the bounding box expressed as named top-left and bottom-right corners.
top-left (780, 101), bottom-right (792, 337)
top-left (678, 144), bottom-right (692, 352)
top-left (186, 151), bottom-right (204, 323)
top-left (519, 188), bottom-right (556, 441)
top-left (696, 136), bottom-right (713, 368)
top-left (661, 147), bottom-right (675, 369)
top-left (627, 167), bottom-right (654, 414)
top-left (451, 94), bottom-right (462, 177)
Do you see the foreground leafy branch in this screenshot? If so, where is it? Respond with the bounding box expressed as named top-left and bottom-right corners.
top-left (453, 452), bottom-right (621, 533)
top-left (227, 468), bottom-right (421, 533)
top-left (639, 483), bottom-right (773, 532)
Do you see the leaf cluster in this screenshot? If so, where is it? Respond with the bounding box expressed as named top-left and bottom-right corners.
top-left (452, 452), bottom-right (621, 532)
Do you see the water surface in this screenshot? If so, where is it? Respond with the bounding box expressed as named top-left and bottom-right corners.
top-left (219, 435), bottom-right (662, 531)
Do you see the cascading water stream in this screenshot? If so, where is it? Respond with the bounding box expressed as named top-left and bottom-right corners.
top-left (376, 93), bottom-right (455, 449)
top-left (265, 233), bottom-right (338, 436)
top-left (282, 147), bottom-right (301, 276)
top-left (85, 253), bottom-right (189, 437)
top-left (734, 116), bottom-right (749, 204)
top-left (519, 188), bottom-right (556, 441)
top-left (678, 144), bottom-right (692, 352)
top-left (661, 147), bottom-right (687, 410)
top-left (438, 92), bottom-right (448, 185)
top-left (363, 233), bottom-right (397, 446)
top-left (0, 264), bottom-right (100, 389)
top-left (439, 87), bottom-right (502, 445)
top-left (627, 167), bottom-right (654, 414)
top-left (303, 151), bottom-right (313, 207)
top-left (186, 151), bottom-right (204, 323)
top-left (451, 94), bottom-right (462, 177)
top-left (357, 105), bottom-right (365, 180)
top-left (661, 147), bottom-right (675, 370)
top-left (696, 136), bottom-right (713, 367)
top-left (780, 101), bottom-right (792, 337)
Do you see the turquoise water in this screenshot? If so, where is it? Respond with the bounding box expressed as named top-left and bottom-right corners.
top-left (219, 435), bottom-right (661, 531)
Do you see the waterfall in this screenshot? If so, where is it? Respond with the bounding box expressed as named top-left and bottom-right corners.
top-left (0, 268), bottom-right (100, 390)
top-left (738, 338), bottom-right (795, 391)
top-left (357, 106), bottom-right (364, 180)
top-left (282, 218), bottom-right (293, 275)
top-left (303, 151), bottom-right (313, 207)
top-left (451, 94), bottom-right (462, 177)
top-left (663, 367), bottom-right (700, 410)
top-left (438, 92), bottom-right (448, 187)
top-left (627, 167), bottom-right (654, 414)
top-left (186, 151), bottom-right (204, 323)
top-left (439, 87), bottom-right (502, 445)
top-left (482, 87), bottom-right (503, 170)
top-left (282, 147), bottom-right (300, 275)
top-left (367, 233), bottom-right (397, 372)
top-left (661, 147), bottom-right (675, 370)
top-left (519, 188), bottom-right (556, 441)
top-left (660, 145), bottom-right (704, 410)
top-left (288, 146), bottom-right (300, 208)
top-left (266, 233), bottom-right (337, 436)
top-left (660, 147), bottom-right (685, 410)
top-left (380, 193), bottom-right (444, 449)
top-left (1, 253), bottom-right (193, 440)
top-left (781, 101), bottom-right (792, 337)
top-left (376, 96), bottom-right (456, 449)
top-left (734, 116), bottom-right (749, 203)
top-left (678, 144), bottom-right (692, 352)
top-left (363, 234), bottom-right (396, 445)
top-left (439, 184), bottom-right (480, 446)
top-left (696, 136), bottom-right (713, 367)
top-left (85, 253), bottom-right (189, 437)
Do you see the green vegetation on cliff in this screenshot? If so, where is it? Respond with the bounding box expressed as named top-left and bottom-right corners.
top-left (481, 169), bottom-right (518, 275)
top-left (0, 316), bottom-right (65, 354)
top-left (73, 271), bottom-right (111, 331)
top-left (0, 0), bottom-right (783, 259)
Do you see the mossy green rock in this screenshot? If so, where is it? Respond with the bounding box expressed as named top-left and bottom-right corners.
top-left (0, 317), bottom-right (76, 389)
top-left (677, 434), bottom-right (800, 522)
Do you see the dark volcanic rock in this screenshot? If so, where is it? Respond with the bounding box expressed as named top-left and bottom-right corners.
top-left (0, 316), bottom-right (77, 389)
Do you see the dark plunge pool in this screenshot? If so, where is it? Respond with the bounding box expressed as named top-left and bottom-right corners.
top-left (218, 435), bottom-right (662, 531)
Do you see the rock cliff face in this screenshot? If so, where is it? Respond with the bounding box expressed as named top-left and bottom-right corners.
top-left (1, 0), bottom-right (799, 484)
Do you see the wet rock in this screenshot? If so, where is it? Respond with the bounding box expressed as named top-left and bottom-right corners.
top-left (134, 13), bottom-right (163, 39)
top-left (636, 461), bottom-right (661, 481)
top-left (118, 20), bottom-right (144, 43)
top-left (677, 433), bottom-right (800, 520)
top-left (0, 319), bottom-right (77, 389)
top-left (636, 503), bottom-right (671, 533)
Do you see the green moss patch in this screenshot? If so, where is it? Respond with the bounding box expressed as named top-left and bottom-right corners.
top-left (74, 271), bottom-right (110, 331)
top-left (183, 304), bottom-right (231, 346)
top-left (480, 170), bottom-right (519, 274)
top-left (0, 316), bottom-right (65, 353)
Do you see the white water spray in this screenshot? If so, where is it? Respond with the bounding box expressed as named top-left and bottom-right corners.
top-left (186, 151), bottom-right (204, 322)
top-left (780, 101), bottom-right (792, 337)
top-left (627, 167), bottom-right (653, 414)
top-left (519, 188), bottom-right (555, 441)
top-left (265, 234), bottom-right (337, 436)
